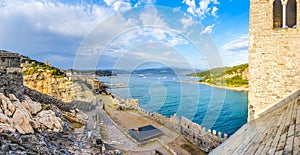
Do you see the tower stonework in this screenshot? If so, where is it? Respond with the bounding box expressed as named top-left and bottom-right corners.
top-left (248, 0), bottom-right (300, 121)
top-left (0, 50), bottom-right (24, 99)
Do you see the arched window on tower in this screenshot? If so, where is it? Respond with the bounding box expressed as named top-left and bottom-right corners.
top-left (273, 0), bottom-right (297, 28)
top-left (273, 0), bottom-right (283, 28)
top-left (286, 0), bottom-right (297, 28)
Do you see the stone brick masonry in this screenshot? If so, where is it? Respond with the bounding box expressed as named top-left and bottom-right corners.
top-left (248, 0), bottom-right (300, 120)
top-left (0, 50), bottom-right (24, 99)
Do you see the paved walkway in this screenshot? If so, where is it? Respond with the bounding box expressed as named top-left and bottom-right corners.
top-left (97, 96), bottom-right (139, 151)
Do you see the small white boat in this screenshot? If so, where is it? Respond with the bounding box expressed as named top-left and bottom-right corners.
top-left (138, 74), bottom-right (145, 77)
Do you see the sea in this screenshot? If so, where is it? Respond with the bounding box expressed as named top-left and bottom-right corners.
top-left (98, 74), bottom-right (248, 136)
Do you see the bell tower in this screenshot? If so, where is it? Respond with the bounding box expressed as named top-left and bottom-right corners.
top-left (248, 0), bottom-right (300, 121)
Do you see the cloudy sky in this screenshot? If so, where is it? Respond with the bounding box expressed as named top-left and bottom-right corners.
top-left (0, 0), bottom-right (249, 70)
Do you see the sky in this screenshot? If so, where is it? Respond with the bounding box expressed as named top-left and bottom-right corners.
top-left (0, 0), bottom-right (249, 70)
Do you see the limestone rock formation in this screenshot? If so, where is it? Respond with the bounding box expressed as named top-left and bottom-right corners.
top-left (23, 73), bottom-right (74, 102)
top-left (0, 92), bottom-right (85, 134)
top-left (0, 93), bottom-right (16, 117)
top-left (62, 110), bottom-right (86, 125)
top-left (0, 123), bottom-right (15, 133)
top-left (22, 96), bottom-right (42, 115)
top-left (35, 110), bottom-right (63, 132)
top-left (0, 113), bottom-right (10, 124)
top-left (12, 108), bottom-right (34, 134)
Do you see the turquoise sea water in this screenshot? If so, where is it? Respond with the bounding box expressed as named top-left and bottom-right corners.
top-left (98, 74), bottom-right (248, 136)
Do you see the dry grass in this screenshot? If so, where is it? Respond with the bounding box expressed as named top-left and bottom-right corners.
top-left (168, 136), bottom-right (207, 155)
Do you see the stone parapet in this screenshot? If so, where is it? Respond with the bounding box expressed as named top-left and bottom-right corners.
top-left (136, 107), bottom-right (226, 153)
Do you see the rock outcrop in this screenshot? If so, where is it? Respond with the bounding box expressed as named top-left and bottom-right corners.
top-left (35, 110), bottom-right (63, 132)
top-left (22, 59), bottom-right (80, 103)
top-left (23, 72), bottom-right (74, 103)
top-left (0, 92), bottom-right (90, 154)
top-left (22, 96), bottom-right (42, 115)
top-left (0, 93), bottom-right (67, 134)
top-left (0, 51), bottom-right (97, 154)
top-left (12, 108), bottom-right (34, 134)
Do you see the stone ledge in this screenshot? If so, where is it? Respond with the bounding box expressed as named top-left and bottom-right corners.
top-left (255, 89), bottom-right (300, 119)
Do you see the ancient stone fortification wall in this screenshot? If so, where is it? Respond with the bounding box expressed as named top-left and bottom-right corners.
top-left (248, 0), bottom-right (300, 120)
top-left (0, 51), bottom-right (24, 99)
top-left (137, 108), bottom-right (226, 152)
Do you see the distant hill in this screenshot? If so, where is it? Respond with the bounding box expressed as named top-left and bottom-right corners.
top-left (66, 69), bottom-right (116, 76)
top-left (187, 64), bottom-right (249, 87)
top-left (110, 69), bottom-right (130, 74)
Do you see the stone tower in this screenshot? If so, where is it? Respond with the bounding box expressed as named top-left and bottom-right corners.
top-left (248, 0), bottom-right (300, 121)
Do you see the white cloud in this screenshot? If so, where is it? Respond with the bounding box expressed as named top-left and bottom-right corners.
top-left (222, 35), bottom-right (249, 51)
top-left (0, 1), bottom-right (112, 37)
top-left (200, 24), bottom-right (214, 34)
top-left (139, 8), bottom-right (167, 27)
top-left (134, 0), bottom-right (156, 7)
top-left (112, 1), bottom-right (132, 12)
top-left (104, 0), bottom-right (117, 6)
top-left (181, 16), bottom-right (196, 30)
top-left (221, 50), bottom-right (248, 66)
top-left (103, 0), bottom-right (132, 12)
top-left (0, 0), bottom-right (138, 69)
top-left (182, 0), bottom-right (219, 19)
top-left (162, 51), bottom-right (174, 56)
top-left (211, 6), bottom-right (218, 17)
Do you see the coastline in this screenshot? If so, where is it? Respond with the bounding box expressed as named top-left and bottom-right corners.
top-left (177, 80), bottom-right (249, 92)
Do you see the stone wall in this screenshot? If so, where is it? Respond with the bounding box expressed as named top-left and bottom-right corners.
top-left (248, 0), bottom-right (300, 120)
top-left (0, 51), bottom-right (24, 99)
top-left (137, 107), bottom-right (227, 152)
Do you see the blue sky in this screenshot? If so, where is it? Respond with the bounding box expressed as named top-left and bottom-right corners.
top-left (0, 0), bottom-right (249, 70)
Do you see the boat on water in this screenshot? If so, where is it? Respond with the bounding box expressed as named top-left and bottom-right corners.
top-left (138, 74), bottom-right (145, 77)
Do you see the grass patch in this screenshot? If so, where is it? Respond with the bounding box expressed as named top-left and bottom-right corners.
top-left (180, 137), bottom-right (207, 155)
top-left (71, 122), bottom-right (84, 129)
top-left (42, 105), bottom-right (51, 110)
top-left (100, 125), bottom-right (108, 140)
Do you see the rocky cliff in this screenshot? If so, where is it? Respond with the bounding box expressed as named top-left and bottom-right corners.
top-left (22, 58), bottom-right (82, 103)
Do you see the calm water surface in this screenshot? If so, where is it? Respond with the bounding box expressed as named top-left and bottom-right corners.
top-left (98, 74), bottom-right (248, 135)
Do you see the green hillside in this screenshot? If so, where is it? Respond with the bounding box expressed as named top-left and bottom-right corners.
top-left (22, 57), bottom-right (66, 78)
top-left (188, 64), bottom-right (249, 87)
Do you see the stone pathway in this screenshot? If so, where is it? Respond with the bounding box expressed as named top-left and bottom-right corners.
top-left (210, 96), bottom-right (300, 154)
top-left (97, 96), bottom-right (139, 151)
